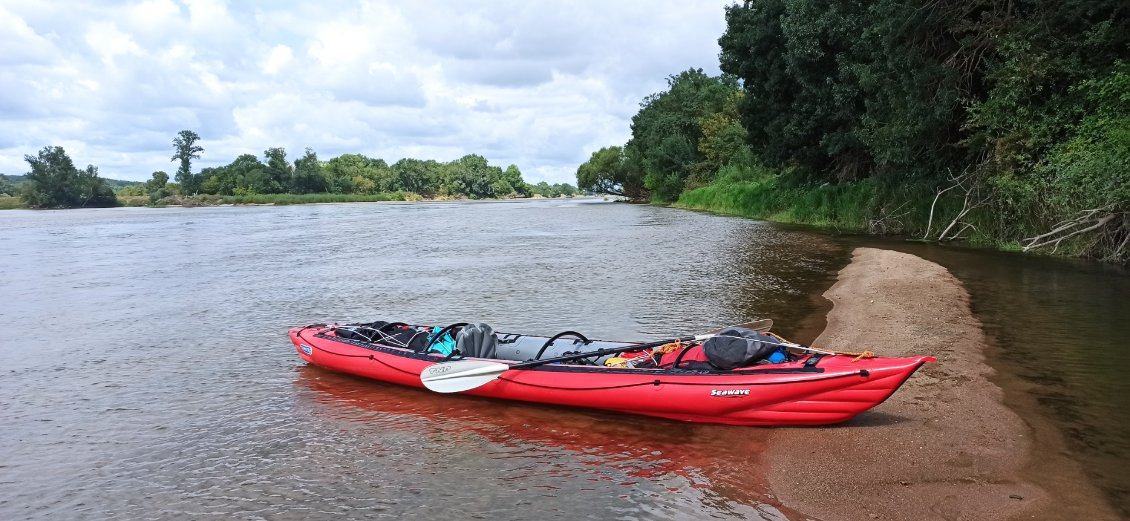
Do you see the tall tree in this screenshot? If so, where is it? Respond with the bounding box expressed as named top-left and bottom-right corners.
top-left (21, 146), bottom-right (116, 208)
top-left (626, 69), bottom-right (739, 201)
top-left (172, 130), bottom-right (204, 194)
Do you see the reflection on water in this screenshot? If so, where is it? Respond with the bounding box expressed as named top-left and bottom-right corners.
top-left (0, 201), bottom-right (841, 520)
top-left (294, 366), bottom-right (800, 520)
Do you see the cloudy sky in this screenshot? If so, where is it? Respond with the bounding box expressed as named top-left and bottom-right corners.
top-left (1, 0), bottom-right (730, 184)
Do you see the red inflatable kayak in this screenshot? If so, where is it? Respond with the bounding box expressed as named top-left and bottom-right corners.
top-left (288, 321), bottom-right (934, 426)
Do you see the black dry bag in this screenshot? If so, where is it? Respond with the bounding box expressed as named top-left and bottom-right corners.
top-left (702, 327), bottom-right (777, 370)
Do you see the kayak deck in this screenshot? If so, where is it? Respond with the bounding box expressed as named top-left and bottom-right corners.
top-left (289, 322), bottom-right (934, 426)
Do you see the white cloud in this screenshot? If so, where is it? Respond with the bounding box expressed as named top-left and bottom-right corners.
top-left (0, 0), bottom-right (731, 183)
top-left (84, 22), bottom-right (144, 64)
top-left (260, 45), bottom-right (293, 75)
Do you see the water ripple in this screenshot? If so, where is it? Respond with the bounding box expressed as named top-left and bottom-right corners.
top-left (0, 201), bottom-right (841, 520)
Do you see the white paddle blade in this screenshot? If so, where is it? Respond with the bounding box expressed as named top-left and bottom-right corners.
top-left (420, 360), bottom-right (511, 393)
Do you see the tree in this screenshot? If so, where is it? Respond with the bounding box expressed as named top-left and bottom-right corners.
top-left (145, 171), bottom-right (170, 202)
top-left (391, 158), bottom-right (442, 197)
top-left (502, 164), bottom-right (530, 196)
top-left (576, 146), bottom-right (647, 200)
top-left (172, 130), bottom-right (203, 194)
top-left (146, 171), bottom-right (169, 191)
top-left (625, 69), bottom-right (740, 201)
top-left (196, 154), bottom-right (270, 195)
top-left (21, 146), bottom-right (116, 208)
top-left (446, 154), bottom-right (500, 198)
top-left (531, 181), bottom-right (557, 198)
top-left (697, 90), bottom-right (751, 177)
top-left (291, 148), bottom-right (326, 194)
top-left (263, 147), bottom-right (291, 194)
top-left (324, 154), bottom-right (391, 194)
top-left (555, 183), bottom-right (577, 197)
top-left (528, 181), bottom-right (576, 198)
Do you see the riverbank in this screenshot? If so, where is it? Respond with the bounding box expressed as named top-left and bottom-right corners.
top-left (676, 176), bottom-right (1129, 264)
top-left (0, 193), bottom-right (594, 209)
top-left (767, 248), bottom-right (1117, 521)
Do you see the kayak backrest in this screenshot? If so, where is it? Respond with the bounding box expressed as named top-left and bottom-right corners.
top-left (456, 323), bottom-right (498, 359)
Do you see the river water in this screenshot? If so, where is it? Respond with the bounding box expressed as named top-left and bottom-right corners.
top-left (0, 200), bottom-right (1124, 519)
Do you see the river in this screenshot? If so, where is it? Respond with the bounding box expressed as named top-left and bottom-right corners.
top-left (0, 200), bottom-right (1124, 519)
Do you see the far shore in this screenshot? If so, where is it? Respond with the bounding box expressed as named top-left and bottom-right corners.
top-left (766, 248), bottom-right (1117, 521)
top-left (0, 193), bottom-right (611, 210)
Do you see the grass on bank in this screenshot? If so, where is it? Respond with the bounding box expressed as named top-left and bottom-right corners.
top-left (676, 166), bottom-right (1000, 246)
top-left (0, 196), bottom-right (22, 209)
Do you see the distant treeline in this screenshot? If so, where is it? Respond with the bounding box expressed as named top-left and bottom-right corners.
top-left (578, 1), bottom-right (1129, 262)
top-left (7, 131), bottom-right (577, 209)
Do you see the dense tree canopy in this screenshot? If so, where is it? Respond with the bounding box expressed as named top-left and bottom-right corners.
top-left (11, 133), bottom-right (576, 209)
top-left (580, 0), bottom-right (1128, 260)
top-left (21, 146), bottom-right (116, 208)
top-left (151, 134), bottom-right (568, 201)
top-left (575, 146), bottom-right (645, 200)
top-left (627, 69), bottom-right (741, 201)
top-left (291, 148), bottom-right (326, 194)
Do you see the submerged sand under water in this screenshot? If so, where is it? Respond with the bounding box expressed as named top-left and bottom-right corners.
top-left (765, 248), bottom-right (1118, 521)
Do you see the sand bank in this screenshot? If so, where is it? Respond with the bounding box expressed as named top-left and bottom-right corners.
top-left (767, 248), bottom-right (1116, 521)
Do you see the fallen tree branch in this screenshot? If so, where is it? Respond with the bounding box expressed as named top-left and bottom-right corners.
top-left (923, 179), bottom-right (961, 240)
top-left (1108, 224), bottom-right (1130, 262)
top-left (1023, 209), bottom-right (1116, 252)
top-left (924, 168), bottom-right (987, 242)
top-left (869, 201), bottom-right (910, 235)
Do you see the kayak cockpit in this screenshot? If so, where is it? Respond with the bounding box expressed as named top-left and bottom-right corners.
top-left (328, 321), bottom-right (638, 364)
top-left (321, 320), bottom-right (796, 371)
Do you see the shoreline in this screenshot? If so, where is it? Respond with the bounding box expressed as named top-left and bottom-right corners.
top-left (0, 194), bottom-right (607, 210)
top-left (767, 248), bottom-right (1116, 521)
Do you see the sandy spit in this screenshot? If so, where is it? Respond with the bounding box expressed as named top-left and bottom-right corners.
top-left (766, 248), bottom-right (1116, 521)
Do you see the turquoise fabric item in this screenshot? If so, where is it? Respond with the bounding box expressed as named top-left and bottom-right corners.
top-left (428, 326), bottom-right (456, 355)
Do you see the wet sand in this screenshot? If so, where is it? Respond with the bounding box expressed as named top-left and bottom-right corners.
top-left (767, 248), bottom-right (1117, 521)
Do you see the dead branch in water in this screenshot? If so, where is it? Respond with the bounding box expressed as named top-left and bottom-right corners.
top-left (1107, 221), bottom-right (1130, 263)
top-left (1023, 208), bottom-right (1117, 254)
